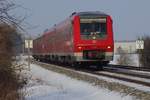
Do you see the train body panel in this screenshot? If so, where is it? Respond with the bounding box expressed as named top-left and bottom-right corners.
top-left (33, 11), bottom-right (114, 65)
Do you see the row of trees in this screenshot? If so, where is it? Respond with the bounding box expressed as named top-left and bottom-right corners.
top-left (139, 36), bottom-right (150, 67)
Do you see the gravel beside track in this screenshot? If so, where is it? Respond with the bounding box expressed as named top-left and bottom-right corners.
top-left (32, 60), bottom-right (150, 100)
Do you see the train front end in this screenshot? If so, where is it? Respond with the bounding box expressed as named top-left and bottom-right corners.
top-left (73, 12), bottom-right (114, 65)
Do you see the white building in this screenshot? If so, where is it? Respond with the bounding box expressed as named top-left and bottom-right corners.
top-left (114, 40), bottom-right (137, 54)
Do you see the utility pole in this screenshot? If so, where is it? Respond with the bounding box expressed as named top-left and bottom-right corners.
top-left (136, 39), bottom-right (144, 67)
top-left (25, 37), bottom-right (33, 70)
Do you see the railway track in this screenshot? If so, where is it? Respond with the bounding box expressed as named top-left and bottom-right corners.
top-left (108, 64), bottom-right (150, 72)
top-left (103, 66), bottom-right (150, 79)
top-left (32, 60), bottom-right (150, 87)
top-left (94, 71), bottom-right (150, 87)
top-left (76, 67), bottom-right (150, 87)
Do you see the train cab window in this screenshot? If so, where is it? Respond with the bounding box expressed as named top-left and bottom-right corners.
top-left (80, 18), bottom-right (107, 39)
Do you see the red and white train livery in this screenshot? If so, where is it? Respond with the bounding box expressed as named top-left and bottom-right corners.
top-left (33, 11), bottom-right (114, 69)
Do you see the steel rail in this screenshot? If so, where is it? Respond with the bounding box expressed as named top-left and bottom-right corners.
top-left (108, 64), bottom-right (150, 72)
top-left (103, 67), bottom-right (150, 79)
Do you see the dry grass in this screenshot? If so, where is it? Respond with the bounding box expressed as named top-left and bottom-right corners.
top-left (0, 70), bottom-right (23, 100)
top-left (0, 24), bottom-right (25, 100)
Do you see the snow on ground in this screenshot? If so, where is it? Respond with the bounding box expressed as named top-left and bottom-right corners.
top-left (21, 63), bottom-right (135, 100)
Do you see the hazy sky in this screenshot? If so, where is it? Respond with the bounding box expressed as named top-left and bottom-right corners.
top-left (14, 0), bottom-right (150, 40)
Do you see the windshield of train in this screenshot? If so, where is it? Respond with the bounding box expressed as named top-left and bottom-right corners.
top-left (80, 17), bottom-right (107, 40)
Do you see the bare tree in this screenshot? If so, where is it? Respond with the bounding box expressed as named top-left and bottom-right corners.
top-left (0, 0), bottom-right (16, 24)
top-left (139, 36), bottom-right (150, 68)
top-left (0, 0), bottom-right (26, 31)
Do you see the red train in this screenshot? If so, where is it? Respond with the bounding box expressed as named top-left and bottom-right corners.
top-left (33, 11), bottom-right (114, 69)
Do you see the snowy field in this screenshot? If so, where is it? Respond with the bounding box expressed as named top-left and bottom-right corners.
top-left (21, 62), bottom-right (135, 100)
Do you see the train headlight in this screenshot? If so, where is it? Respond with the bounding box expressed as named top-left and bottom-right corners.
top-left (107, 46), bottom-right (111, 49)
top-left (92, 36), bottom-right (96, 39)
top-left (78, 46), bottom-right (82, 50)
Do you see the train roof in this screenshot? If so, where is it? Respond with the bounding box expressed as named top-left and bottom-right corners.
top-left (37, 11), bottom-right (110, 39)
top-left (71, 11), bottom-right (108, 17)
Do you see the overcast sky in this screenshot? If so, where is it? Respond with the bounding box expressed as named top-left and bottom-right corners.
top-left (14, 0), bottom-right (150, 40)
